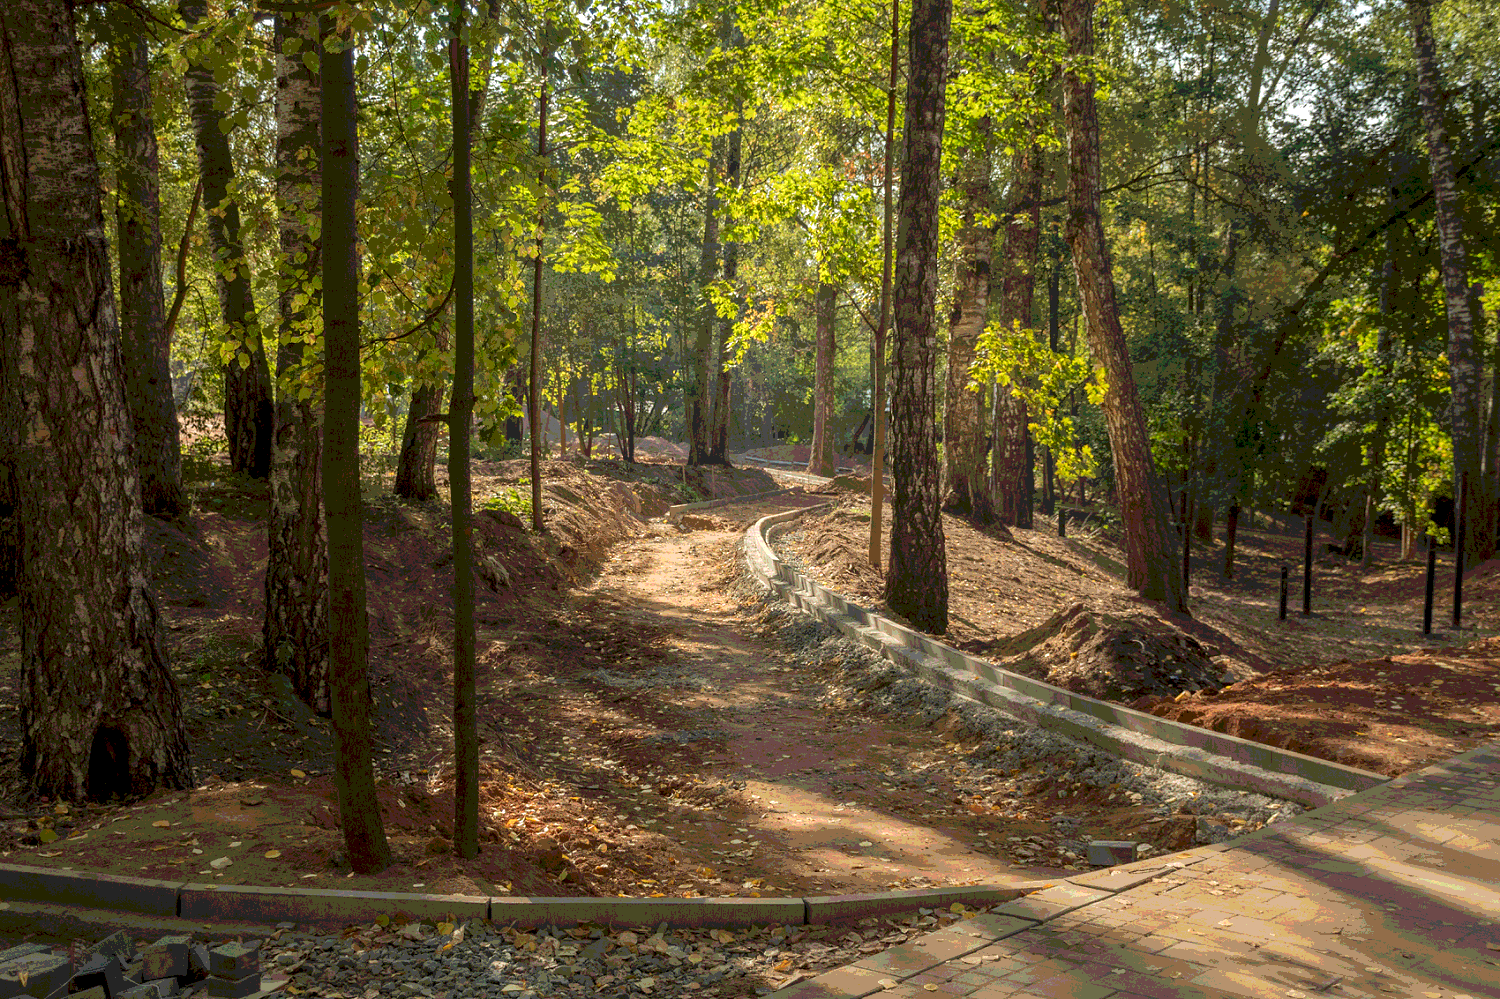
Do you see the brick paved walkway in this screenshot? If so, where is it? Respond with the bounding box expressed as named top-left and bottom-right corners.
top-left (772, 741), bottom-right (1500, 999)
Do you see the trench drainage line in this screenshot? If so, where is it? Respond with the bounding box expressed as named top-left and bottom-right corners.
top-left (745, 508), bottom-right (1388, 810)
top-left (665, 486), bottom-right (805, 523)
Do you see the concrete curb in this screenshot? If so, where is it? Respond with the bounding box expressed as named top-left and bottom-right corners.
top-left (0, 863), bottom-right (1055, 934)
top-left (666, 487), bottom-right (800, 523)
top-left (744, 511), bottom-right (1388, 809)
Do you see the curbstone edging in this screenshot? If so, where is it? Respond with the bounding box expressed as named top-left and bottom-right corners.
top-left (176, 885), bottom-right (488, 928)
top-left (491, 895), bottom-right (805, 929)
top-left (666, 487), bottom-right (799, 523)
top-left (0, 863), bottom-right (181, 917)
top-left (743, 512), bottom-right (1388, 809)
top-left (803, 885), bottom-right (1040, 925)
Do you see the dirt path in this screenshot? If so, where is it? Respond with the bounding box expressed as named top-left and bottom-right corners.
top-left (571, 508), bottom-right (1069, 894)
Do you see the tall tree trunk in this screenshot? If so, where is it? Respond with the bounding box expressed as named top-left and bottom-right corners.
top-left (992, 144), bottom-right (1042, 528)
top-left (449, 4), bottom-right (479, 860)
top-left (321, 25), bottom-right (391, 874)
top-left (808, 280), bottom-right (838, 476)
top-left (884, 0), bottom-right (952, 633)
top-left (869, 0), bottom-right (900, 570)
top-left (179, 0), bottom-right (273, 479)
top-left (395, 377), bottom-right (444, 501)
top-left (1040, 254), bottom-right (1061, 515)
top-left (529, 68), bottom-right (548, 531)
top-left (708, 72), bottom-right (742, 467)
top-left (1407, 0), bottom-right (1486, 566)
top-left (265, 11), bottom-right (329, 718)
top-left (1059, 0), bottom-right (1187, 612)
top-left (688, 140), bottom-right (720, 466)
top-left (1, 0), bottom-right (192, 801)
top-left (110, 18), bottom-right (184, 519)
top-left (941, 138), bottom-right (995, 521)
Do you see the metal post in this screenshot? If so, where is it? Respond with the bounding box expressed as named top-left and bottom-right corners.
top-left (1453, 471), bottom-right (1466, 630)
top-left (1279, 566), bottom-right (1288, 621)
top-left (1423, 535), bottom-right (1436, 635)
top-left (1302, 515), bottom-right (1313, 615)
top-left (1058, 508), bottom-right (1066, 538)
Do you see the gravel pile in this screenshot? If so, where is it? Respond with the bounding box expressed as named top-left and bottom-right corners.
top-left (253, 903), bottom-right (998, 998)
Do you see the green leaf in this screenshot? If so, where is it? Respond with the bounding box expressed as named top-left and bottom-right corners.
top-left (302, 51), bottom-right (319, 75)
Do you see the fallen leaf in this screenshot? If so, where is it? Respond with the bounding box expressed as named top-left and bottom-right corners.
top-left (264, 849), bottom-right (282, 859)
top-left (37, 829), bottom-right (57, 844)
top-left (209, 856), bottom-right (232, 869)
top-left (290, 769), bottom-right (307, 778)
top-left (152, 820), bottom-right (171, 828)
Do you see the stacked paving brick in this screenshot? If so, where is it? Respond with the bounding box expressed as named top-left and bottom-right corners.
top-left (0, 930), bottom-right (271, 999)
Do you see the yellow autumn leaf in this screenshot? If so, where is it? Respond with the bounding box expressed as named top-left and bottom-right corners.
top-left (437, 922), bottom-right (454, 935)
top-left (152, 820), bottom-right (171, 828)
top-left (290, 769), bottom-right (307, 778)
top-left (375, 915), bottom-right (390, 927)
top-left (37, 829), bottom-right (57, 844)
top-left (264, 849), bottom-right (282, 859)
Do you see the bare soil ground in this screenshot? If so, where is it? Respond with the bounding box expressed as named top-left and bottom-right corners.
top-left (774, 496), bottom-right (1500, 780)
top-left (2, 454), bottom-right (1496, 913)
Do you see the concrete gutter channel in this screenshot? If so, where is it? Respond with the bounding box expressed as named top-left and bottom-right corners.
top-left (0, 498), bottom-right (1390, 953)
top-left (745, 506), bottom-right (1389, 811)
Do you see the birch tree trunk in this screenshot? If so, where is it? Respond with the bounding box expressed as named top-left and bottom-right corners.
top-left (1, 0), bottom-right (193, 801)
top-left (688, 140), bottom-right (719, 466)
top-left (1406, 0), bottom-right (1488, 564)
top-left (265, 11), bottom-right (329, 716)
top-left (883, 0), bottom-right (952, 633)
top-left (179, 0), bottom-right (274, 479)
top-left (110, 19), bottom-right (184, 519)
top-left (1059, 0), bottom-right (1187, 612)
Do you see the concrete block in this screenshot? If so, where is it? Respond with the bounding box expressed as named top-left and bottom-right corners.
top-left (803, 885), bottom-right (1036, 925)
top-left (139, 937), bottom-right (189, 982)
top-left (0, 946), bottom-right (50, 967)
top-left (1087, 840), bottom-right (1139, 866)
top-left (189, 944), bottom-right (211, 978)
top-left (1067, 864), bottom-right (1171, 894)
top-left (178, 885), bottom-right (487, 929)
top-left (90, 931), bottom-right (136, 965)
top-left (71, 954), bottom-right (125, 998)
top-left (203, 974), bottom-right (261, 998)
top-left (0, 954), bottom-right (71, 999)
top-left (118, 980), bottom-right (177, 999)
top-left (0, 864), bottom-right (180, 917)
top-left (207, 943), bottom-right (259, 980)
top-left (490, 895), bottom-right (804, 929)
top-left (68, 989), bottom-right (106, 999)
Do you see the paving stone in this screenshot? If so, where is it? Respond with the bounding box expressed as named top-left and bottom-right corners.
top-left (1087, 841), bottom-right (1139, 867)
top-left (207, 943), bottom-right (259, 980)
top-left (0, 954), bottom-right (71, 999)
top-left (767, 963), bottom-right (889, 998)
top-left (139, 936), bottom-right (190, 978)
top-left (71, 954), bottom-right (125, 998)
top-left (203, 974), bottom-right (261, 999)
top-left (139, 937), bottom-right (190, 982)
top-left (91, 931), bottom-right (136, 965)
top-left (1067, 866), bottom-right (1172, 895)
top-left (993, 883), bottom-right (1112, 923)
top-left (0, 946), bottom-right (51, 967)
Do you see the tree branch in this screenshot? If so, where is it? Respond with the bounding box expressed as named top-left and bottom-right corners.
top-left (161, 180), bottom-right (202, 345)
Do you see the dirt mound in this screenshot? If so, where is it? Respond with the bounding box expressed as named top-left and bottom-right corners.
top-left (962, 603), bottom-right (1228, 702)
top-left (798, 530), bottom-right (885, 596)
top-left (1135, 637), bottom-right (1500, 776)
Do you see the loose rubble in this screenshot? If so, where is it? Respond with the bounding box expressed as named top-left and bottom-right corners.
top-left (3, 904), bottom-right (1016, 999)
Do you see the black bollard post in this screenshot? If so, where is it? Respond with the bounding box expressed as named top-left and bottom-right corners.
top-left (1279, 566), bottom-right (1288, 621)
top-left (1302, 515), bottom-right (1313, 615)
top-left (1453, 471), bottom-right (1466, 630)
top-left (1058, 508), bottom-right (1066, 538)
top-left (1423, 535), bottom-right (1436, 636)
